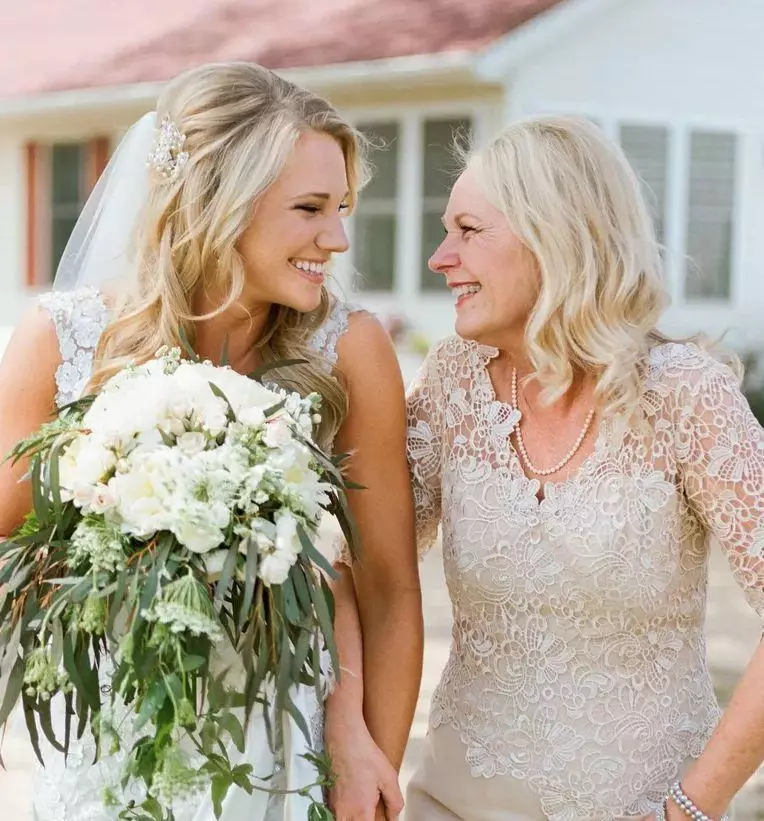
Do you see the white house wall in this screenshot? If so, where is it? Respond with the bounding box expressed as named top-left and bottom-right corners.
top-left (505, 0), bottom-right (764, 349)
top-left (0, 134), bottom-right (24, 326)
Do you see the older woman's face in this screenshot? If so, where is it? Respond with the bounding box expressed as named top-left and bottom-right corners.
top-left (430, 168), bottom-right (538, 348)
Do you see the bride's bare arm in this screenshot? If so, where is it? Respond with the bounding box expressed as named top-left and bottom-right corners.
top-left (326, 312), bottom-right (423, 820)
top-left (0, 306), bottom-right (60, 537)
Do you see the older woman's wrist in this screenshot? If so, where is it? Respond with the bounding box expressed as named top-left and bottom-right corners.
top-left (665, 779), bottom-right (730, 821)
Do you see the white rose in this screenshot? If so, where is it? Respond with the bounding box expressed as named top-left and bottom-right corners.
top-left (263, 417), bottom-right (293, 449)
top-left (177, 432), bottom-right (207, 456)
top-left (258, 552), bottom-right (293, 586)
top-left (86, 484), bottom-right (117, 515)
top-left (274, 511), bottom-right (302, 558)
top-left (238, 405), bottom-right (266, 429)
top-left (108, 451), bottom-right (177, 537)
top-left (59, 436), bottom-right (116, 506)
top-left (171, 500), bottom-right (229, 554)
top-left (58, 436), bottom-right (84, 501)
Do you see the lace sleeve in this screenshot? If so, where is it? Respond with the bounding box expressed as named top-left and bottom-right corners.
top-left (38, 288), bottom-right (110, 408)
top-left (407, 345), bottom-right (444, 558)
top-left (307, 298), bottom-right (365, 373)
top-left (672, 348), bottom-right (764, 621)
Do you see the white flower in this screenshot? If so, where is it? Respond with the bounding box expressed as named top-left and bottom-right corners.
top-left (108, 449), bottom-right (179, 537)
top-left (253, 513), bottom-right (302, 586)
top-left (258, 552), bottom-right (294, 586)
top-left (274, 511), bottom-right (302, 558)
top-left (269, 442), bottom-right (330, 519)
top-left (177, 432), bottom-right (207, 456)
top-left (59, 436), bottom-right (116, 504)
top-left (263, 416), bottom-right (293, 448)
top-left (238, 405), bottom-right (266, 429)
top-left (69, 517), bottom-right (126, 573)
top-left (84, 483), bottom-right (117, 515)
top-left (203, 549), bottom-right (229, 581)
top-left (172, 513), bottom-right (226, 554)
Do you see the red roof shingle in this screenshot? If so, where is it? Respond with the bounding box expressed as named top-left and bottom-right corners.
top-left (0, 0), bottom-right (565, 99)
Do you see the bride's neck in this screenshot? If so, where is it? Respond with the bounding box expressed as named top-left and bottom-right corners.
top-left (190, 289), bottom-right (272, 369)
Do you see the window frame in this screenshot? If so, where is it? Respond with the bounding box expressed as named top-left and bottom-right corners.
top-left (512, 104), bottom-right (745, 307)
top-left (341, 101), bottom-right (494, 301)
top-left (25, 136), bottom-right (110, 289)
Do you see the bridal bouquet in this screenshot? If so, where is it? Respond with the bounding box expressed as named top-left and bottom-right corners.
top-left (0, 346), bottom-right (356, 820)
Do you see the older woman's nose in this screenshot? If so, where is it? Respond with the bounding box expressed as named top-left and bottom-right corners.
top-left (428, 237), bottom-right (459, 274)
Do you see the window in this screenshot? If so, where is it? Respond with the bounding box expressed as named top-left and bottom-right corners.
top-left (50, 144), bottom-right (88, 282)
top-left (421, 118), bottom-right (472, 291)
top-left (353, 123), bottom-right (399, 292)
top-left (615, 123), bottom-right (738, 303)
top-left (684, 131), bottom-right (737, 300)
top-left (619, 124), bottom-right (669, 245)
top-left (351, 113), bottom-right (474, 296)
top-left (25, 137), bottom-right (110, 287)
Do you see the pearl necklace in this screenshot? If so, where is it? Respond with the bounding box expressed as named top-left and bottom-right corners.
top-left (511, 369), bottom-right (596, 478)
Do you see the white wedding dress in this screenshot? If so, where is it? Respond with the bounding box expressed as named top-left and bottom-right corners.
top-left (20, 287), bottom-right (360, 821)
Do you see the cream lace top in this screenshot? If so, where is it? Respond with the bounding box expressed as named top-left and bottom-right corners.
top-left (407, 336), bottom-right (764, 821)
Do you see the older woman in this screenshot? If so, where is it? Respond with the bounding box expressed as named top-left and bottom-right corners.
top-left (404, 116), bottom-right (764, 821)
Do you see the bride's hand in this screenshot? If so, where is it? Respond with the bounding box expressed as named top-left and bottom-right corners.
top-left (326, 716), bottom-right (404, 821)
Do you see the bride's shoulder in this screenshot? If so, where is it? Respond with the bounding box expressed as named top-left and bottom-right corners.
top-left (38, 287), bottom-right (110, 331)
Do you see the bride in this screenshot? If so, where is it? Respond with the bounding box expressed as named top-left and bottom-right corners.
top-left (0, 62), bottom-right (421, 821)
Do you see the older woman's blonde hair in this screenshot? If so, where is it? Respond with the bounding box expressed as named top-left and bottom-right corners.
top-left (90, 62), bottom-right (369, 448)
top-left (468, 114), bottom-right (690, 421)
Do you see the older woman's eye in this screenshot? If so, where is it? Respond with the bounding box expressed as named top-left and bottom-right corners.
top-left (459, 223), bottom-right (478, 236)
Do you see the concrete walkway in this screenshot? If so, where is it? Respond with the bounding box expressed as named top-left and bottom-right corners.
top-left (1, 547), bottom-right (762, 819)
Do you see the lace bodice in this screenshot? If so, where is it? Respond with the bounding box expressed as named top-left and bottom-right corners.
top-left (408, 336), bottom-right (764, 821)
top-left (32, 287), bottom-right (361, 820)
top-left (39, 287), bottom-right (359, 408)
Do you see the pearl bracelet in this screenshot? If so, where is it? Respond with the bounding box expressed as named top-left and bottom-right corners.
top-left (667, 782), bottom-right (729, 821)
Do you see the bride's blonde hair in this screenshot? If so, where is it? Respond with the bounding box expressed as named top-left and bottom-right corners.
top-left (90, 62), bottom-right (368, 448)
top-left (468, 114), bottom-right (695, 421)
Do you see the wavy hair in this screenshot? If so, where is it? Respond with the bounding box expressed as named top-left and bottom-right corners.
top-left (90, 62), bottom-right (369, 448)
top-left (467, 115), bottom-right (692, 421)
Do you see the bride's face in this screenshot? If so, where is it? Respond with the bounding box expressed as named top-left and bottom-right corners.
top-left (237, 130), bottom-right (350, 313)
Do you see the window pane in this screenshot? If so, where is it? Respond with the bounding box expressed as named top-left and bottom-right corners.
top-left (359, 123), bottom-right (399, 200)
top-left (50, 143), bottom-right (86, 281)
top-left (422, 119), bottom-right (471, 290)
top-left (51, 144), bottom-right (84, 206)
top-left (619, 124), bottom-right (668, 245)
top-left (423, 119), bottom-right (470, 199)
top-left (685, 131), bottom-right (736, 300)
top-left (353, 213), bottom-right (395, 291)
top-left (353, 124), bottom-right (398, 292)
top-left (51, 216), bottom-right (79, 281)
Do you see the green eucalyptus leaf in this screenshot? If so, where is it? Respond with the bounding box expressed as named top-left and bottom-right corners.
top-left (21, 691), bottom-right (44, 766)
top-left (134, 679), bottom-right (166, 731)
top-left (219, 711), bottom-right (245, 753)
top-left (211, 773), bottom-right (232, 819)
top-left (0, 655), bottom-right (25, 730)
top-left (297, 527), bottom-right (337, 581)
top-left (213, 542), bottom-right (238, 612)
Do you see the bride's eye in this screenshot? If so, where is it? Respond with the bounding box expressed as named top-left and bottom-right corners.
top-left (295, 204), bottom-right (321, 214)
